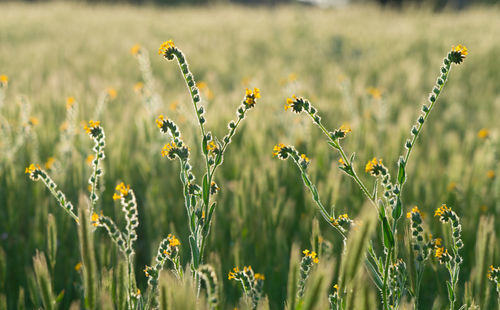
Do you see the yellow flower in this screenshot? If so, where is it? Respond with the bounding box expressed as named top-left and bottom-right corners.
top-left (436, 247), bottom-right (448, 258)
top-left (434, 238), bottom-right (442, 247)
top-left (228, 267), bottom-right (240, 280)
top-left (487, 170), bottom-right (495, 179)
top-left (114, 182), bottom-right (130, 199)
top-left (450, 44), bottom-right (468, 64)
top-left (158, 40), bottom-right (175, 55)
top-left (161, 142), bottom-right (177, 157)
top-left (367, 87), bottom-right (382, 100)
top-left (169, 101), bottom-right (178, 111)
top-left (452, 44), bottom-right (468, 56)
top-left (107, 88), bottom-right (117, 99)
top-left (156, 115), bottom-right (166, 128)
top-left (168, 234), bottom-right (181, 247)
top-left (28, 117), bottom-right (39, 126)
top-left (0, 74), bottom-right (8, 85)
top-left (206, 141), bottom-right (217, 152)
top-left (272, 143), bottom-right (285, 157)
top-left (284, 95), bottom-right (297, 111)
top-left (83, 120), bottom-right (100, 134)
top-left (300, 154), bottom-right (309, 162)
top-left (60, 121), bottom-right (69, 132)
top-left (44, 157), bottom-right (55, 170)
top-left (86, 154), bottom-right (95, 166)
top-left (25, 164), bottom-right (40, 174)
top-left (198, 81), bottom-right (208, 90)
top-left (91, 212), bottom-right (100, 227)
top-left (406, 206), bottom-right (420, 219)
top-left (365, 157), bottom-right (385, 176)
top-left (338, 158), bottom-right (346, 166)
top-left (244, 88), bottom-right (260, 107)
top-left (478, 128), bottom-right (489, 139)
top-left (133, 82), bottom-right (144, 93)
top-left (254, 273), bottom-right (265, 280)
top-left (434, 204), bottom-right (451, 217)
top-left (130, 44), bottom-right (141, 56)
top-left (66, 97), bottom-right (75, 109)
top-left (75, 262), bottom-right (82, 271)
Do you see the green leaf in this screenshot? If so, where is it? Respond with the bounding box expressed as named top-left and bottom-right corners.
top-left (189, 236), bottom-right (200, 268)
top-left (446, 281), bottom-right (454, 303)
top-left (365, 258), bottom-right (383, 290)
top-left (202, 135), bottom-right (208, 155)
top-left (382, 217), bottom-right (394, 248)
top-left (55, 290), bottom-right (65, 303)
top-left (202, 174), bottom-right (209, 205)
top-left (392, 196), bottom-right (402, 220)
top-left (397, 156), bottom-right (406, 185)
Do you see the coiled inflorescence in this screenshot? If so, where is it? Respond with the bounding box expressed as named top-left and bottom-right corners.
top-left (297, 249), bottom-right (319, 299)
top-left (228, 266), bottom-right (265, 310)
top-left (433, 204), bottom-right (463, 309)
top-left (198, 265), bottom-right (219, 309)
top-left (25, 164), bottom-right (78, 222)
top-left (407, 206), bottom-right (435, 262)
top-left (84, 120), bottom-right (106, 213)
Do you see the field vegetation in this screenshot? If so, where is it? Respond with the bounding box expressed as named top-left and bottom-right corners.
top-left (0, 2), bottom-right (499, 309)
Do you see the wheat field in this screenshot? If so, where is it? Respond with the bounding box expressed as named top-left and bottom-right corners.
top-left (0, 2), bottom-right (499, 309)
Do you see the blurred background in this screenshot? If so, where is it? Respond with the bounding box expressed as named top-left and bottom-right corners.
top-left (0, 0), bottom-right (499, 309)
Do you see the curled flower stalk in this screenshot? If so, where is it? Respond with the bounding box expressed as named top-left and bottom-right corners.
top-left (144, 234), bottom-right (181, 309)
top-left (25, 164), bottom-right (78, 223)
top-left (84, 120), bottom-right (106, 217)
top-left (394, 45), bottom-right (469, 243)
top-left (228, 265), bottom-right (265, 310)
top-left (406, 206), bottom-right (438, 309)
top-left (273, 143), bottom-right (348, 239)
top-left (434, 204), bottom-right (463, 310)
top-left (487, 265), bottom-right (500, 305)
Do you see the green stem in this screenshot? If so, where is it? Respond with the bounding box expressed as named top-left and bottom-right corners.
top-left (382, 247), bottom-right (393, 310)
top-left (307, 111), bottom-right (378, 211)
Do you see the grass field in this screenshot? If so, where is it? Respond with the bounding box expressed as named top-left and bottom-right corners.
top-left (1, 2), bottom-right (500, 309)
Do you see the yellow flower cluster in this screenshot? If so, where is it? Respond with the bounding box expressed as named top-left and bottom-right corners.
top-left (272, 143), bottom-right (285, 157)
top-left (365, 157), bottom-right (383, 175)
top-left (91, 212), bottom-right (100, 227)
top-left (161, 142), bottom-right (177, 157)
top-left (228, 267), bottom-right (240, 280)
top-left (300, 154), bottom-right (309, 162)
top-left (107, 88), bottom-right (117, 99)
top-left (133, 82), bottom-right (144, 93)
top-left (130, 44), bottom-right (141, 56)
top-left (302, 249), bottom-right (319, 264)
top-left (406, 206), bottom-right (421, 219)
top-left (25, 164), bottom-right (40, 174)
top-left (434, 204), bottom-right (451, 217)
top-left (156, 115), bottom-right (166, 128)
top-left (158, 40), bottom-right (175, 55)
top-left (435, 247), bottom-right (448, 258)
top-left (478, 128), bottom-right (489, 139)
top-left (452, 44), bottom-right (468, 57)
top-left (254, 273), bottom-right (265, 281)
top-left (83, 120), bottom-right (100, 134)
top-left (113, 182), bottom-right (130, 200)
top-left (244, 88), bottom-right (261, 107)
top-left (45, 157), bottom-right (55, 170)
top-left (0, 74), bottom-right (8, 85)
top-left (167, 234), bottom-right (180, 248)
top-left (66, 96), bottom-right (75, 109)
top-left (284, 95), bottom-right (297, 111)
top-left (207, 141), bottom-right (217, 152)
